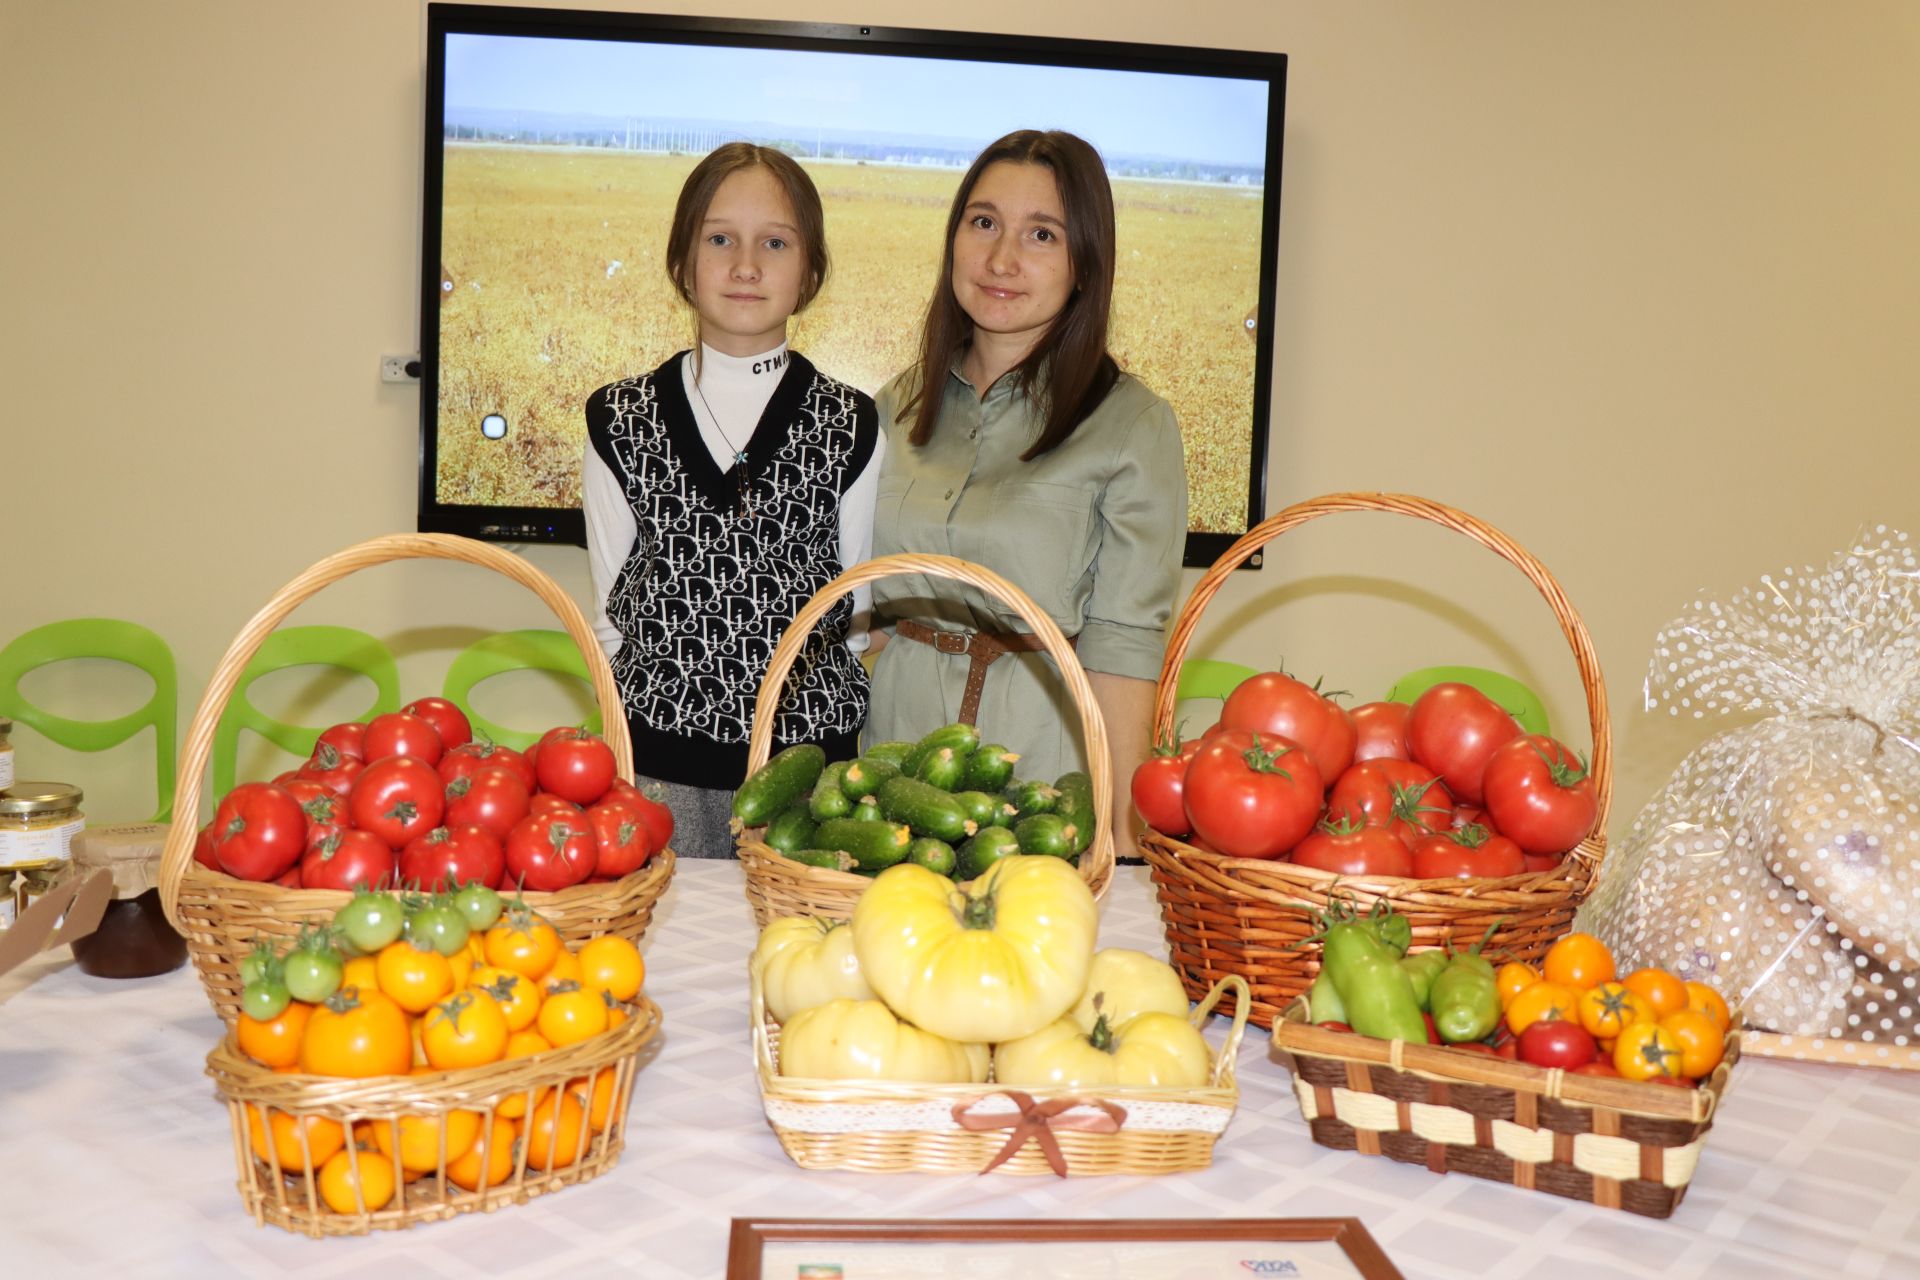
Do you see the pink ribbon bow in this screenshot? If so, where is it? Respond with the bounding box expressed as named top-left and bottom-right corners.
top-left (950, 1090), bottom-right (1128, 1176)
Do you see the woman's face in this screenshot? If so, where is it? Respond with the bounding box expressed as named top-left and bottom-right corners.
top-left (689, 165), bottom-right (808, 357)
top-left (949, 161), bottom-right (1075, 353)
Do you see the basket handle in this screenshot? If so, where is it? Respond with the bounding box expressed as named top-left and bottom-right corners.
top-left (1152, 493), bottom-right (1611, 837)
top-left (1190, 974), bottom-right (1252, 1087)
top-left (746, 552), bottom-right (1114, 891)
top-left (159, 533), bottom-right (633, 929)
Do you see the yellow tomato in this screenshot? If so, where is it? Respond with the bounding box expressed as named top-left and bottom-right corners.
top-left (1685, 980), bottom-right (1733, 1033)
top-left (749, 917), bottom-right (872, 1023)
top-left (537, 981), bottom-right (609, 1048)
top-left (578, 935), bottom-right (646, 1002)
top-left (779, 998), bottom-right (991, 1083)
top-left (1577, 982), bottom-right (1652, 1040)
top-left (317, 1147), bottom-right (396, 1214)
top-left (373, 1108), bottom-right (482, 1173)
top-left (1542, 933), bottom-right (1616, 991)
top-left (1623, 968), bottom-right (1690, 1020)
top-left (1660, 1009), bottom-right (1727, 1079)
top-left (299, 987), bottom-right (413, 1078)
top-left (1069, 948), bottom-right (1191, 1034)
top-left (1507, 981), bottom-right (1579, 1035)
top-left (470, 965), bottom-right (542, 1032)
top-left (342, 954), bottom-right (380, 991)
top-left (1495, 961), bottom-right (1541, 1010)
top-left (1613, 1021), bottom-right (1686, 1081)
top-left (566, 1068), bottom-right (625, 1133)
top-left (494, 1029), bottom-right (554, 1119)
top-left (236, 1001), bottom-right (312, 1069)
top-left (421, 990), bottom-right (510, 1070)
top-left (485, 908), bottom-right (561, 979)
top-left (522, 1089), bottom-right (589, 1171)
top-left (245, 1105), bottom-right (345, 1172)
top-left (446, 1114), bottom-right (517, 1192)
top-left (995, 1011), bottom-right (1210, 1089)
top-left (541, 946), bottom-right (583, 992)
top-left (376, 940), bottom-right (454, 1014)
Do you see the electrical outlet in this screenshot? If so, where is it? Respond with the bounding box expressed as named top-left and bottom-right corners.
top-left (381, 353), bottom-right (420, 384)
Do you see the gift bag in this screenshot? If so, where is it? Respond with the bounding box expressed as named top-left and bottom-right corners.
top-left (1580, 527), bottom-right (1920, 1067)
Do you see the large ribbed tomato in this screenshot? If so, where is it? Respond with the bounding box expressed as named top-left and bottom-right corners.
top-left (750, 916), bottom-right (875, 1023)
top-left (778, 998), bottom-right (990, 1083)
top-left (994, 1010), bottom-right (1211, 1089)
top-left (1181, 730), bottom-right (1324, 859)
top-left (1219, 671), bottom-right (1356, 782)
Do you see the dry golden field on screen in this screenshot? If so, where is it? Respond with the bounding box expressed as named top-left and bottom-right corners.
top-left (437, 146), bottom-right (1262, 533)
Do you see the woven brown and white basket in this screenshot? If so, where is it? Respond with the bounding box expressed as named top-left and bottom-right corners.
top-left (754, 970), bottom-right (1250, 1176)
top-left (1144, 493), bottom-right (1612, 1029)
top-left (737, 553), bottom-right (1114, 926)
top-left (157, 533), bottom-right (674, 1025)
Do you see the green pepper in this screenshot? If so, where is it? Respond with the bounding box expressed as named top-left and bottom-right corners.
top-left (1323, 917), bottom-right (1428, 1043)
top-left (1307, 968), bottom-right (1348, 1024)
top-left (1399, 950), bottom-right (1449, 1012)
top-left (1429, 925), bottom-right (1504, 1043)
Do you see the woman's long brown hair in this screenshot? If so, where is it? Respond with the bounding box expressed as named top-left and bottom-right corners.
top-left (901, 130), bottom-right (1120, 459)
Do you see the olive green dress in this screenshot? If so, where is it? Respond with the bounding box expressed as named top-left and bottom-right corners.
top-left (868, 361), bottom-right (1188, 784)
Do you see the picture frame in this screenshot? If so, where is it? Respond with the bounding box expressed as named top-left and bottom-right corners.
top-left (726, 1216), bottom-right (1403, 1279)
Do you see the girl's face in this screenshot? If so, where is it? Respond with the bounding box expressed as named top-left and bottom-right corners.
top-left (949, 161), bottom-right (1075, 353)
top-left (689, 166), bottom-right (808, 357)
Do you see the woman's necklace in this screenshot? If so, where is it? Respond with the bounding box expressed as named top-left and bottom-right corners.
top-left (691, 373), bottom-right (754, 518)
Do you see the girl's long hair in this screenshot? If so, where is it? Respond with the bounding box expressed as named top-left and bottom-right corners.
top-left (665, 142), bottom-right (829, 312)
top-left (901, 130), bottom-right (1119, 459)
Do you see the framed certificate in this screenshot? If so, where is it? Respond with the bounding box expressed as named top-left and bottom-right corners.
top-left (727, 1217), bottom-right (1403, 1279)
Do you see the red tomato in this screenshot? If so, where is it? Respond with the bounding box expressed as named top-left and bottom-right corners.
top-left (585, 797), bottom-right (656, 878)
top-left (297, 744), bottom-right (365, 798)
top-left (504, 812), bottom-right (597, 891)
top-left (1523, 851), bottom-right (1566, 873)
top-left (534, 729), bottom-right (617, 806)
top-left (273, 865), bottom-right (304, 888)
top-left (1181, 729), bottom-right (1324, 860)
top-left (444, 765), bottom-right (532, 842)
top-left (1291, 818), bottom-right (1413, 876)
top-left (1407, 825), bottom-right (1526, 878)
top-left (316, 722), bottom-right (367, 763)
top-left (1405, 683), bottom-right (1522, 805)
top-left (212, 782), bottom-right (309, 882)
top-left (1480, 734), bottom-right (1598, 855)
top-left (1493, 1039), bottom-right (1519, 1060)
top-left (606, 780), bottom-right (674, 852)
top-left (348, 756), bottom-right (447, 849)
top-left (439, 740), bottom-right (534, 789)
top-left (530, 793), bottom-right (585, 820)
top-left (1518, 1019), bottom-right (1599, 1069)
top-left (1422, 1012), bottom-right (1441, 1044)
top-left (1571, 1061), bottom-right (1620, 1077)
top-left (1349, 701), bottom-right (1412, 764)
top-left (401, 696), bottom-right (473, 753)
top-left (362, 712), bottom-right (444, 768)
top-left (301, 827), bottom-right (397, 891)
top-left (1219, 672), bottom-right (1356, 785)
top-left (192, 823), bottom-right (220, 870)
top-left (282, 779), bottom-right (347, 828)
top-left (1325, 759), bottom-right (1455, 847)
top-left (1450, 803), bottom-right (1489, 831)
top-left (399, 825), bottom-right (505, 891)
top-left (1130, 742), bottom-right (1193, 836)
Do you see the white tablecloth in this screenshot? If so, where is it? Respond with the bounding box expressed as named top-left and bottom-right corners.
top-left (3, 861), bottom-right (1918, 1279)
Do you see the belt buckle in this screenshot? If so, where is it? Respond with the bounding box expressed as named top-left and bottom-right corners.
top-left (934, 629), bottom-right (972, 656)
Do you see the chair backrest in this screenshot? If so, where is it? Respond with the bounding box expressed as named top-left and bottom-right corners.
top-left (443, 629), bottom-right (601, 751)
top-left (1385, 664), bottom-right (1552, 737)
top-left (212, 625), bottom-right (401, 797)
top-left (0, 618), bottom-right (178, 822)
top-left (1175, 658), bottom-right (1259, 705)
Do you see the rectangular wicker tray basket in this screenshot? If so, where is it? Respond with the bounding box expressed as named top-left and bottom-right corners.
top-left (1267, 998), bottom-right (1740, 1218)
top-left (753, 972), bottom-right (1250, 1176)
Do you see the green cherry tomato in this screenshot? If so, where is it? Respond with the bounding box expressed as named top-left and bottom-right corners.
top-left (334, 889), bottom-right (405, 955)
top-left (283, 945), bottom-right (344, 1004)
top-left (404, 900), bottom-right (471, 957)
top-left (451, 882), bottom-right (503, 932)
top-left (241, 977), bottom-right (292, 1022)
top-left (237, 941), bottom-right (278, 987)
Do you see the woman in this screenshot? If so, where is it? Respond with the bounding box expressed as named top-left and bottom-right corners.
top-left (867, 129), bottom-right (1187, 845)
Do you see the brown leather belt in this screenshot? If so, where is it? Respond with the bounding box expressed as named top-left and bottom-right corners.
top-left (894, 618), bottom-right (1072, 726)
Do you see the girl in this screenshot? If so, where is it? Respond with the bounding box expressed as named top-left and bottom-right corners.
top-left (583, 143), bottom-right (883, 857)
top-left (866, 130), bottom-right (1187, 846)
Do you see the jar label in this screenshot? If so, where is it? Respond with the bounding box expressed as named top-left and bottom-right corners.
top-left (0, 749), bottom-right (13, 790)
top-left (0, 818), bottom-right (83, 869)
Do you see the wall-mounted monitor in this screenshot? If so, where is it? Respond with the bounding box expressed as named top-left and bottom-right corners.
top-left (420, 4), bottom-right (1286, 566)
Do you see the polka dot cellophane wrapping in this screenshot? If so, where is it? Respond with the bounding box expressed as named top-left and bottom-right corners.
top-left (1579, 527), bottom-right (1920, 1057)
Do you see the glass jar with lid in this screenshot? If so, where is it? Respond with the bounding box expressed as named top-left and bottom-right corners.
top-left (0, 781), bottom-right (84, 926)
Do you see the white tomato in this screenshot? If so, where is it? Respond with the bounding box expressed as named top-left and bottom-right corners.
top-left (777, 998), bottom-right (989, 1084)
top-left (751, 916), bottom-right (874, 1023)
top-left (1069, 948), bottom-right (1192, 1034)
top-left (994, 1011), bottom-right (1212, 1090)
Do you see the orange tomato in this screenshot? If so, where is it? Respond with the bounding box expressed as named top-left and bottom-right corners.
top-left (523, 1088), bottom-right (589, 1170)
top-left (471, 966), bottom-right (542, 1032)
top-left (342, 954), bottom-right (380, 991)
top-left (1577, 982), bottom-right (1652, 1040)
top-left (1685, 980), bottom-right (1732, 1033)
top-left (245, 1105), bottom-right (346, 1172)
top-left (376, 940), bottom-right (454, 1014)
top-left (300, 986), bottom-right (414, 1078)
top-left (494, 1030), bottom-right (555, 1119)
top-left (1507, 981), bottom-right (1579, 1035)
top-left (566, 1068), bottom-right (624, 1133)
top-left (1613, 1021), bottom-right (1686, 1081)
top-left (236, 1000), bottom-right (313, 1069)
top-left (1542, 933), bottom-right (1616, 991)
top-left (446, 1114), bottom-right (518, 1192)
top-left (317, 1147), bottom-right (396, 1214)
top-left (374, 1108), bottom-right (482, 1173)
top-left (1660, 1009), bottom-right (1727, 1079)
top-left (541, 946), bottom-right (584, 993)
top-left (1495, 962), bottom-right (1540, 1009)
top-left (604, 991), bottom-right (629, 1030)
top-left (537, 981), bottom-right (610, 1048)
top-left (421, 990), bottom-right (510, 1070)
top-left (577, 935), bottom-right (645, 1002)
top-left (448, 948), bottom-right (477, 993)
top-left (1623, 968), bottom-right (1689, 1019)
top-left (484, 908), bottom-right (562, 980)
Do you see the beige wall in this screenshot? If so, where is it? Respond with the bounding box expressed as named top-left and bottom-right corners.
top-left (5, 0), bottom-right (1917, 833)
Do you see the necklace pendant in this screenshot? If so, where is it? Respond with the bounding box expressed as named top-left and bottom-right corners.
top-left (734, 450), bottom-right (749, 467)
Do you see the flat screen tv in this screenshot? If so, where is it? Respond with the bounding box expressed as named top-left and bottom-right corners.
top-left (419, 3), bottom-right (1286, 567)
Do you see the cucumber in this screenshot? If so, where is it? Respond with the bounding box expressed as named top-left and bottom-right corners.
top-left (914, 745), bottom-right (971, 792)
top-left (733, 744), bottom-right (827, 826)
top-left (763, 801), bottom-right (819, 856)
top-left (862, 740), bottom-right (916, 768)
top-left (957, 826), bottom-right (1022, 881)
top-left (841, 757), bottom-right (901, 800)
top-left (809, 760), bottom-right (855, 821)
top-left (1004, 778), bottom-right (1061, 819)
top-left (849, 796), bottom-right (884, 823)
top-left (877, 776), bottom-right (975, 844)
top-left (963, 744), bottom-right (1021, 792)
top-left (1052, 771), bottom-right (1096, 854)
top-left (906, 837), bottom-right (956, 877)
top-left (1014, 813), bottom-right (1078, 859)
top-left (902, 722), bottom-right (982, 778)
top-left (952, 790), bottom-right (1002, 828)
top-left (812, 818), bottom-right (913, 873)
top-left (781, 848), bottom-right (858, 873)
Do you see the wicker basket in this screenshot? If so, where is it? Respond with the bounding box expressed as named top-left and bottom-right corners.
top-left (754, 971), bottom-right (1250, 1175)
top-left (1143, 493), bottom-right (1612, 1029)
top-left (1268, 997), bottom-right (1738, 1218)
top-left (736, 553), bottom-right (1115, 926)
top-left (209, 994), bottom-right (662, 1236)
top-left (157, 533), bottom-right (675, 1025)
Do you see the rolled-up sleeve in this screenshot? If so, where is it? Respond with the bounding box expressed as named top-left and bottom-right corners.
top-left (1077, 396), bottom-right (1187, 680)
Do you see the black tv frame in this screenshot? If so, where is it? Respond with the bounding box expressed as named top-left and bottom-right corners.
top-left (418, 3), bottom-right (1285, 568)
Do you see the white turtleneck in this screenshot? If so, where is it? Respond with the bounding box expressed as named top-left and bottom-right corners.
top-left (584, 341), bottom-right (884, 657)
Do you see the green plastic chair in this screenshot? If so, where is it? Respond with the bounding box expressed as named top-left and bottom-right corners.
top-left (443, 629), bottom-right (602, 751)
top-left (1385, 664), bottom-right (1552, 737)
top-left (212, 625), bottom-right (401, 797)
top-left (1175, 658), bottom-right (1259, 703)
top-left (0, 618), bottom-right (178, 822)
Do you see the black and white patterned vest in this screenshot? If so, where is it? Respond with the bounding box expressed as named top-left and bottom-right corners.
top-left (584, 351), bottom-right (877, 787)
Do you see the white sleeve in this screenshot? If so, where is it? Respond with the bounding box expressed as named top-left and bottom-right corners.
top-left (582, 443), bottom-right (635, 659)
top-left (838, 427), bottom-right (886, 653)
